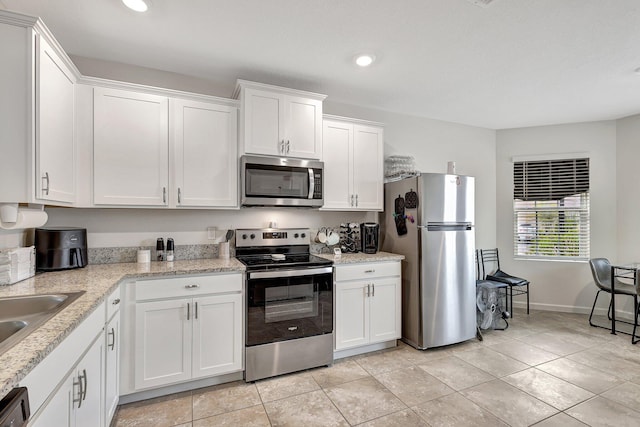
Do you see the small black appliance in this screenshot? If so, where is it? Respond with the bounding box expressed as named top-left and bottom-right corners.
top-left (360, 223), bottom-right (380, 254)
top-left (35, 227), bottom-right (88, 271)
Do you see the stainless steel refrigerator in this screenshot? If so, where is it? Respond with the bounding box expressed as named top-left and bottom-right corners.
top-left (381, 173), bottom-right (476, 349)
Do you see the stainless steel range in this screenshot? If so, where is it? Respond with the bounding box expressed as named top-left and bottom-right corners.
top-left (236, 228), bottom-right (334, 382)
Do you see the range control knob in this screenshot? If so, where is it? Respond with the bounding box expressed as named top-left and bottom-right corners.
top-left (250, 233), bottom-right (256, 239)
top-left (294, 233), bottom-right (299, 238)
top-left (301, 233), bottom-right (306, 238)
top-left (242, 234), bottom-right (248, 240)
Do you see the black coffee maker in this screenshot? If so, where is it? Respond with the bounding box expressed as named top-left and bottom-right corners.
top-left (360, 223), bottom-right (380, 254)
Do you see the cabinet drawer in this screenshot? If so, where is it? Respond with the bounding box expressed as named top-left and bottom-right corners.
top-left (135, 273), bottom-right (242, 301)
top-left (335, 261), bottom-right (400, 282)
top-left (106, 285), bottom-right (121, 320)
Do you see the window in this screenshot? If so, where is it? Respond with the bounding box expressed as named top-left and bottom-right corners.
top-left (513, 157), bottom-right (590, 260)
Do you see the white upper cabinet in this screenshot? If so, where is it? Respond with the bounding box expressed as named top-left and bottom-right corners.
top-left (93, 87), bottom-right (238, 208)
top-left (170, 99), bottom-right (238, 207)
top-left (36, 36), bottom-right (76, 204)
top-left (93, 87), bottom-right (169, 206)
top-left (0, 12), bottom-right (79, 206)
top-left (322, 116), bottom-right (384, 211)
top-left (235, 80), bottom-right (326, 159)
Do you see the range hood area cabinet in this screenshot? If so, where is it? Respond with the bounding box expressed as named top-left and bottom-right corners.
top-left (322, 116), bottom-right (384, 211)
top-left (0, 11), bottom-right (78, 206)
top-left (90, 86), bottom-right (238, 208)
top-left (234, 80), bottom-right (326, 160)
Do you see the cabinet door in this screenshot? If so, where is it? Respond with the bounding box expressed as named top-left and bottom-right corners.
top-left (134, 299), bottom-right (191, 389)
top-left (335, 281), bottom-right (369, 350)
top-left (284, 95), bottom-right (322, 159)
top-left (242, 88), bottom-right (284, 156)
top-left (171, 99), bottom-right (238, 207)
top-left (192, 293), bottom-right (242, 379)
top-left (104, 314), bottom-right (119, 425)
top-left (94, 87), bottom-right (169, 206)
top-left (73, 334), bottom-right (104, 427)
top-left (36, 36), bottom-right (75, 204)
top-left (29, 375), bottom-right (72, 427)
top-left (352, 125), bottom-right (383, 210)
top-left (369, 277), bottom-right (401, 344)
top-left (321, 120), bottom-right (352, 209)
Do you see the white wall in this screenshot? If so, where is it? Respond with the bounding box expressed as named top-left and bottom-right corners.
top-left (616, 114), bottom-right (640, 264)
top-left (325, 102), bottom-right (497, 249)
top-left (496, 121), bottom-right (617, 313)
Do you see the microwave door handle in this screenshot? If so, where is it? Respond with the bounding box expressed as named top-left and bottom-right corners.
top-left (308, 168), bottom-right (315, 199)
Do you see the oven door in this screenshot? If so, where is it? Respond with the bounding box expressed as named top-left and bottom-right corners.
top-left (246, 266), bottom-right (333, 346)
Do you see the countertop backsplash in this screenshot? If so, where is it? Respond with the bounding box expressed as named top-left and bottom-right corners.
top-left (89, 243), bottom-right (229, 264)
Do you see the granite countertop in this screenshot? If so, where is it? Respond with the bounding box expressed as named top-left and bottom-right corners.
top-left (0, 258), bottom-right (245, 397)
top-left (0, 252), bottom-right (402, 397)
top-left (316, 251), bottom-right (405, 264)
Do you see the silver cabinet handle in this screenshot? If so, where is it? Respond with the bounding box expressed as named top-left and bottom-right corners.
top-left (163, 187), bottom-right (167, 204)
top-left (178, 187), bottom-right (182, 204)
top-left (42, 172), bottom-right (50, 195)
top-left (187, 302), bottom-right (190, 320)
top-left (366, 284), bottom-right (370, 297)
top-left (81, 369), bottom-right (87, 402)
top-left (286, 140), bottom-right (290, 154)
top-left (351, 195), bottom-right (354, 206)
top-left (108, 327), bottom-right (115, 350)
top-left (355, 194), bottom-right (358, 207)
top-left (372, 283), bottom-right (375, 297)
top-left (112, 298), bottom-right (120, 305)
top-left (364, 269), bottom-right (375, 273)
top-left (195, 301), bottom-right (198, 320)
top-left (185, 284), bottom-right (200, 289)
top-left (280, 140), bottom-right (285, 154)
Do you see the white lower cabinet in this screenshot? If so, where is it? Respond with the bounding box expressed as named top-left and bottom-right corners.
top-left (28, 321), bottom-right (104, 427)
top-left (129, 273), bottom-right (243, 392)
top-left (22, 288), bottom-right (123, 427)
top-left (334, 261), bottom-right (401, 351)
top-left (104, 286), bottom-right (121, 426)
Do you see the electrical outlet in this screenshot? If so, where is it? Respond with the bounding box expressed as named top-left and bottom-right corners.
top-left (207, 227), bottom-right (217, 240)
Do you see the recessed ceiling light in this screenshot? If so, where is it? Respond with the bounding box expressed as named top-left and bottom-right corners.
top-left (122, 0), bottom-right (149, 12)
top-left (354, 54), bottom-right (376, 67)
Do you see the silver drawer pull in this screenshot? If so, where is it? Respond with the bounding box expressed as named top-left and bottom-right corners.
top-left (364, 269), bottom-right (375, 273)
top-left (185, 284), bottom-right (200, 289)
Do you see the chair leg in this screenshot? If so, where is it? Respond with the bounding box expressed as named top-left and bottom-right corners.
top-left (526, 283), bottom-right (530, 314)
top-left (633, 296), bottom-right (639, 345)
top-left (589, 290), bottom-right (603, 327)
top-left (510, 286), bottom-right (514, 318)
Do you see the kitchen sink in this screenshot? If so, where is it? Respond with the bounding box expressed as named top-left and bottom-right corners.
top-left (0, 291), bottom-right (85, 356)
top-left (0, 320), bottom-right (27, 342)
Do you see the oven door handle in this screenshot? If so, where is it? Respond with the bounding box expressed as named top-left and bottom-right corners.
top-left (248, 266), bottom-right (333, 279)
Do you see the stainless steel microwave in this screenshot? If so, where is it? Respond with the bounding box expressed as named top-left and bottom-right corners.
top-left (241, 155), bottom-right (324, 207)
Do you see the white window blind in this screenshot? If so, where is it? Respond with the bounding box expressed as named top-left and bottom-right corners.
top-left (513, 158), bottom-right (590, 260)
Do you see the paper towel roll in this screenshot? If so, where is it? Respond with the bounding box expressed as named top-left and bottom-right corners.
top-left (0, 209), bottom-right (48, 230)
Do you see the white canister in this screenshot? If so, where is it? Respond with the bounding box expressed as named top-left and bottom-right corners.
top-left (447, 161), bottom-right (456, 175)
top-left (137, 249), bottom-right (151, 263)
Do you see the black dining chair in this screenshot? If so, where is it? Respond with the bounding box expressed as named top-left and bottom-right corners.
top-left (480, 248), bottom-right (530, 316)
top-left (588, 258), bottom-right (638, 342)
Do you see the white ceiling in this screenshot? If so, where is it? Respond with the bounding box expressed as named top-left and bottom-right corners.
top-left (3, 0), bottom-right (640, 129)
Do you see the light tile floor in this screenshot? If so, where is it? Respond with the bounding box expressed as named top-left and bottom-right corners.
top-left (114, 310), bottom-right (640, 426)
